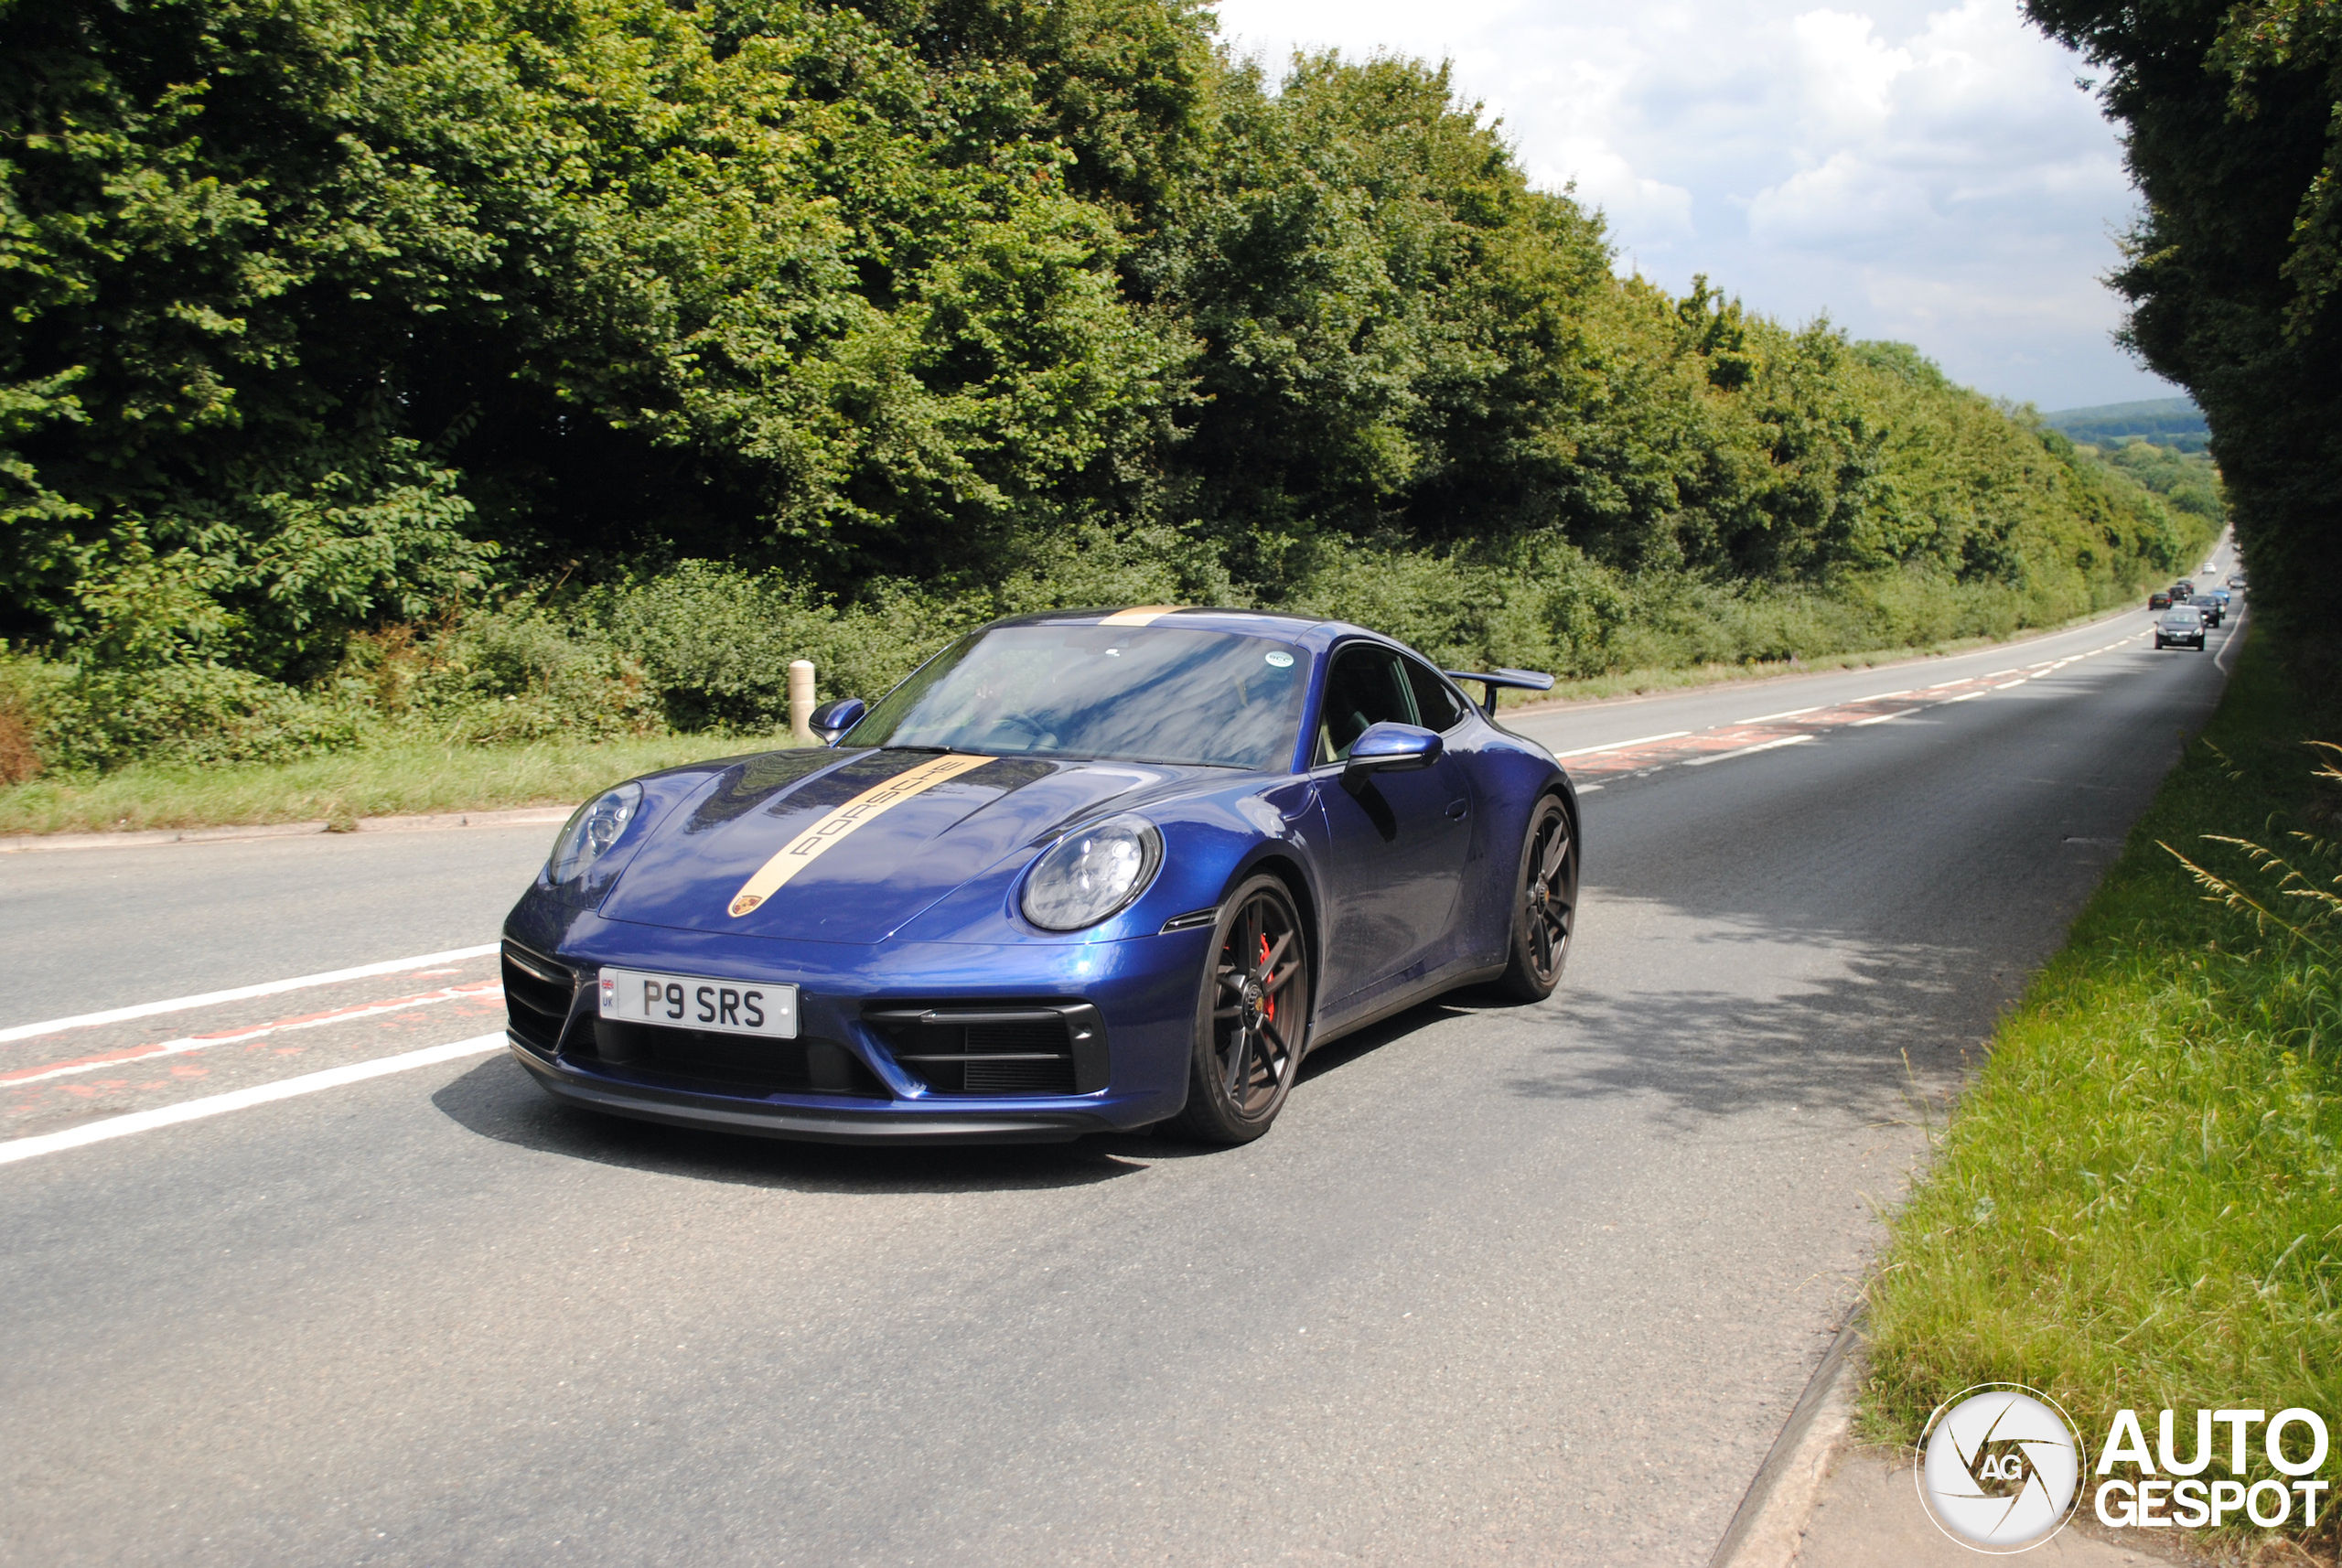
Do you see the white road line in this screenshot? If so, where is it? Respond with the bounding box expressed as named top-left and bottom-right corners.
top-left (1946, 691), bottom-right (1985, 703)
top-left (1851, 708), bottom-right (1918, 727)
top-left (1735, 704), bottom-right (1822, 725)
top-left (1864, 690), bottom-right (1915, 700)
top-left (1, 982), bottom-right (504, 1088)
top-left (0, 1033), bottom-right (508, 1166)
top-left (1681, 735), bottom-right (1818, 768)
top-left (1554, 730), bottom-right (1692, 757)
top-left (1993, 679), bottom-right (2028, 690)
top-left (1982, 669), bottom-right (2022, 680)
top-left (0, 945), bottom-right (500, 1046)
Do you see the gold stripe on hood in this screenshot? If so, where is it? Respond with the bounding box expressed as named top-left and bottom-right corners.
top-left (726, 753), bottom-right (994, 918)
top-left (1098, 605), bottom-right (1185, 626)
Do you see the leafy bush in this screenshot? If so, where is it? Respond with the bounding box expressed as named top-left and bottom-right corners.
top-left (36, 661), bottom-right (365, 772)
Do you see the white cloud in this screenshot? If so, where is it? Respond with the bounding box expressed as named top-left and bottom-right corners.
top-left (1211, 0), bottom-right (2171, 408)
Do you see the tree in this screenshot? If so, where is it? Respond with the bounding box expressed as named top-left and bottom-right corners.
top-left (2025, 0), bottom-right (2342, 696)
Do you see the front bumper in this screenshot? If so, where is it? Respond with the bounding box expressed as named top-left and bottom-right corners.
top-left (500, 913), bottom-right (1205, 1143)
top-left (508, 1042), bottom-right (1116, 1143)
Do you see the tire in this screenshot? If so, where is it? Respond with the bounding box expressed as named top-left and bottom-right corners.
top-left (1168, 875), bottom-right (1313, 1144)
top-left (1495, 794), bottom-right (1578, 1002)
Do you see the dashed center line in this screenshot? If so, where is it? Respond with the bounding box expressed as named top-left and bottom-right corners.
top-left (1681, 735), bottom-right (1817, 768)
top-left (1554, 730), bottom-right (1692, 757)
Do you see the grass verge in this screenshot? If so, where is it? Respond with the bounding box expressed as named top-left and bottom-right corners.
top-left (1863, 631), bottom-right (2341, 1550)
top-left (0, 733), bottom-right (791, 837)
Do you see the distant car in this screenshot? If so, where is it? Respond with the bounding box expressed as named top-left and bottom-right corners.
top-left (2202, 562), bottom-right (2218, 575)
top-left (2154, 607), bottom-right (2208, 650)
top-left (2171, 581), bottom-right (2195, 601)
top-left (2197, 596), bottom-right (2224, 627)
top-left (2149, 591), bottom-right (2174, 609)
top-left (2208, 586), bottom-right (2233, 611)
top-left (2229, 574), bottom-right (2246, 588)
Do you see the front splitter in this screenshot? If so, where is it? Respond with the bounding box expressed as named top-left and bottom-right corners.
top-left (507, 1039), bottom-right (1112, 1144)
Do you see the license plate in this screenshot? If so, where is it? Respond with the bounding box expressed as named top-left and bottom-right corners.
top-left (597, 967), bottom-right (799, 1039)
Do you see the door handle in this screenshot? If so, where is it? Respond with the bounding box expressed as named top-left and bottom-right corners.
top-left (1444, 799), bottom-right (1468, 820)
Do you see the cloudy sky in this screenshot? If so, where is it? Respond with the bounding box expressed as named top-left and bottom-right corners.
top-left (1211, 0), bottom-right (2176, 411)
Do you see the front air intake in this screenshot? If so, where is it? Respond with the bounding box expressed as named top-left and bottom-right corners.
top-left (863, 1003), bottom-right (1108, 1096)
top-left (585, 1021), bottom-right (887, 1099)
top-left (500, 941), bottom-right (575, 1053)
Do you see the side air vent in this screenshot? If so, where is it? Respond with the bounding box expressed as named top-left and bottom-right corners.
top-left (864, 1004), bottom-right (1107, 1097)
top-left (501, 941), bottom-right (575, 1053)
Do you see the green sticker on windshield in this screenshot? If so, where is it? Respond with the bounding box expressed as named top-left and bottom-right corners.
top-left (1265, 650), bottom-right (1294, 668)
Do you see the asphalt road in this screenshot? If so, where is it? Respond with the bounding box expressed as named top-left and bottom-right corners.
top-left (0, 572), bottom-right (2241, 1566)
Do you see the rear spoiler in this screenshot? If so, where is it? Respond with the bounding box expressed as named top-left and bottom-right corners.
top-left (1445, 667), bottom-right (1556, 716)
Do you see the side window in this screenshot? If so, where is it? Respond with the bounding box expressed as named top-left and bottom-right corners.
top-left (1315, 645), bottom-right (1416, 765)
top-left (1403, 657), bottom-right (1468, 732)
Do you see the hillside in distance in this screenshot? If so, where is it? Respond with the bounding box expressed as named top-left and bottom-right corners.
top-left (2043, 397), bottom-right (2209, 452)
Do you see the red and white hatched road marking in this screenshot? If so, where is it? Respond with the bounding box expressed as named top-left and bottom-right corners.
top-left (1557, 656), bottom-right (2088, 780)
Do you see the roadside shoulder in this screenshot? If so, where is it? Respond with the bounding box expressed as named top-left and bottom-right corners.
top-left (0, 803), bottom-right (574, 854)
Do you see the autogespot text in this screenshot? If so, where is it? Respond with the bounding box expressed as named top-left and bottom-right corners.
top-left (2092, 1407), bottom-right (2330, 1530)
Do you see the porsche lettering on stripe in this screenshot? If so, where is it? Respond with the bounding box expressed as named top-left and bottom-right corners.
top-left (726, 754), bottom-right (994, 918)
top-left (1098, 605), bottom-right (1185, 626)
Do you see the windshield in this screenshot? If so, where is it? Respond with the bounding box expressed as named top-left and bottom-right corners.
top-left (844, 624), bottom-right (1312, 769)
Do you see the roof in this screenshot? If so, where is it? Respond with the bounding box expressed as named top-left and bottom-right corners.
top-left (994, 605), bottom-right (1343, 639)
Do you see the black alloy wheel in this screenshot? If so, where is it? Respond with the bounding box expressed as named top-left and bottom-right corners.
top-left (1170, 875), bottom-right (1312, 1144)
top-left (1497, 795), bottom-right (1578, 1002)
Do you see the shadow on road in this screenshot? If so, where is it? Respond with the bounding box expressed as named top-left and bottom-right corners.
top-left (1494, 895), bottom-right (1994, 1131)
top-left (428, 996), bottom-right (1475, 1190)
top-left (429, 1056), bottom-right (1155, 1194)
top-left (1295, 996), bottom-right (1490, 1085)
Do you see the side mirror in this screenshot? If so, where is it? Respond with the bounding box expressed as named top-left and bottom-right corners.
top-left (1341, 722), bottom-right (1442, 791)
top-left (808, 697), bottom-right (866, 746)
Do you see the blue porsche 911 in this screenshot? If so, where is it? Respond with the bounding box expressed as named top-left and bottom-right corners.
top-left (500, 607), bottom-right (1580, 1145)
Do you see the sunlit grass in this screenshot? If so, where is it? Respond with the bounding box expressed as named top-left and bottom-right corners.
top-left (0, 732), bottom-right (795, 837)
top-left (1863, 634), bottom-right (2342, 1548)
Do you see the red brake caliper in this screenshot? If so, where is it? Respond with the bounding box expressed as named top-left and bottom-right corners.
top-left (1258, 933), bottom-right (1274, 1023)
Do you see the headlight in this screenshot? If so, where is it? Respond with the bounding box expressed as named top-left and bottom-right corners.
top-left (548, 782), bottom-right (642, 884)
top-left (1021, 815), bottom-right (1162, 931)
